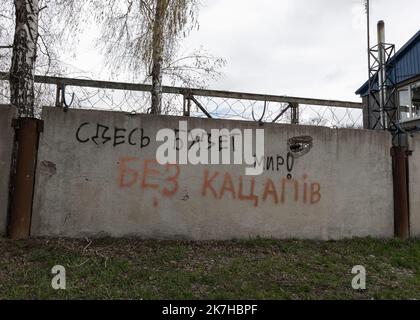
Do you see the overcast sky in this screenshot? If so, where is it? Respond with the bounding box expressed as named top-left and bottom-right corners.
top-left (69, 0), bottom-right (420, 103)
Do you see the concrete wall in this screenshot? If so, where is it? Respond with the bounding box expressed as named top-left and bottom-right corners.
top-left (408, 136), bottom-right (420, 238)
top-left (0, 105), bottom-right (16, 235)
top-left (31, 106), bottom-right (394, 240)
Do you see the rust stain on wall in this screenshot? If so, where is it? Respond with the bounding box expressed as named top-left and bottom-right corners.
top-left (40, 160), bottom-right (57, 177)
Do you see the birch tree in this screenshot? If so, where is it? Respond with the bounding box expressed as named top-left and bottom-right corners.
top-left (2, 0), bottom-right (225, 115)
top-left (1, 0), bottom-right (66, 116)
top-left (9, 0), bottom-right (39, 117)
top-left (148, 0), bottom-right (208, 114)
top-left (61, 0), bottom-right (224, 114)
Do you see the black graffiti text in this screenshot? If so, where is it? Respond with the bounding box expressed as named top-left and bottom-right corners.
top-left (76, 122), bottom-right (151, 148)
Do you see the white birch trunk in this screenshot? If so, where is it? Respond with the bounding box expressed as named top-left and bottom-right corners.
top-left (9, 0), bottom-right (39, 118)
top-left (150, 0), bottom-right (168, 115)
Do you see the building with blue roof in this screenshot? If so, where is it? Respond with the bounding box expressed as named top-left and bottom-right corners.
top-left (356, 30), bottom-right (420, 129)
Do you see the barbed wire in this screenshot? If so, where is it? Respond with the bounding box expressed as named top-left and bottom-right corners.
top-left (0, 78), bottom-right (363, 128)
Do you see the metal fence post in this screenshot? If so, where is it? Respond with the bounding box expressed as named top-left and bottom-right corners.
top-left (291, 103), bottom-right (299, 125)
top-left (55, 84), bottom-right (61, 107)
top-left (391, 146), bottom-right (410, 239)
top-left (183, 94), bottom-right (191, 117)
top-left (8, 118), bottom-right (43, 240)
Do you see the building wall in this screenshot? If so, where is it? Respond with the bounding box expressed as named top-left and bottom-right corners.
top-left (30, 107), bottom-right (394, 240)
top-left (0, 105), bottom-right (16, 235)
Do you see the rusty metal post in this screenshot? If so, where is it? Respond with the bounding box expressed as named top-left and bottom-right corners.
top-left (8, 118), bottom-right (43, 240)
top-left (391, 146), bottom-right (410, 239)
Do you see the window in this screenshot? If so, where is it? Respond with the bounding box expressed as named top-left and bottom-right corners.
top-left (413, 82), bottom-right (420, 116)
top-left (399, 88), bottom-right (410, 121)
top-left (399, 81), bottom-right (420, 121)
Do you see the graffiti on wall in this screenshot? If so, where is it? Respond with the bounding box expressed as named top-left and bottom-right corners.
top-left (118, 159), bottom-right (321, 208)
top-left (75, 122), bottom-right (313, 176)
top-left (118, 158), bottom-right (180, 207)
top-left (75, 122), bottom-right (319, 208)
top-left (201, 169), bottom-right (321, 207)
top-left (76, 122), bottom-right (151, 148)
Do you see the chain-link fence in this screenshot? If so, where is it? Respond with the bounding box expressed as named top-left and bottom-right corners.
top-left (0, 72), bottom-right (363, 128)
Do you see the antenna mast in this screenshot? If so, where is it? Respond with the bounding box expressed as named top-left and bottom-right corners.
top-left (365, 0), bottom-right (371, 128)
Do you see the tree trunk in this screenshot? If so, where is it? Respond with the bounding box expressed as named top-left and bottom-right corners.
top-left (150, 0), bottom-right (168, 115)
top-left (9, 0), bottom-right (39, 118)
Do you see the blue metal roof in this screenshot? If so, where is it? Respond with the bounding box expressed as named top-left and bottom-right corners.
top-left (356, 30), bottom-right (420, 96)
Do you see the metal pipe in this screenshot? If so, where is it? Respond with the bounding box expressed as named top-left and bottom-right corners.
top-left (8, 118), bottom-right (43, 240)
top-left (391, 146), bottom-right (410, 239)
top-left (378, 20), bottom-right (388, 129)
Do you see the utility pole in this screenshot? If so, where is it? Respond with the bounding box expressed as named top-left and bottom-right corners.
top-left (365, 0), bottom-right (371, 129)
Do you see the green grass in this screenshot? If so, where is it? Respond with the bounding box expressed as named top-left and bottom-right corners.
top-left (0, 237), bottom-right (419, 300)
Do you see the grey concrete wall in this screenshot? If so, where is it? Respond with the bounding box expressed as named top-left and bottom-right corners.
top-left (0, 105), bottom-right (16, 235)
top-left (408, 136), bottom-right (420, 238)
top-left (31, 106), bottom-right (394, 240)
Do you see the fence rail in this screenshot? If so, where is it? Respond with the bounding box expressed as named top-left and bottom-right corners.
top-left (0, 71), bottom-right (363, 128)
